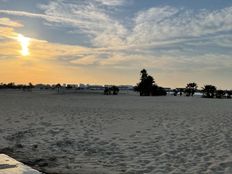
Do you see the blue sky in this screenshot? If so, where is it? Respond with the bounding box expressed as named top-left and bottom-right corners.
top-left (0, 0), bottom-right (232, 88)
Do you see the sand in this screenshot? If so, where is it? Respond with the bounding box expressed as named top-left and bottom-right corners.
top-left (0, 90), bottom-right (231, 174)
top-left (0, 154), bottom-right (41, 174)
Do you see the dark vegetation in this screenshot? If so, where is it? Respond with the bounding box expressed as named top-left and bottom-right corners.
top-left (202, 85), bottom-right (231, 99)
top-left (104, 86), bottom-right (120, 95)
top-left (202, 85), bottom-right (217, 98)
top-left (173, 83), bottom-right (231, 99)
top-left (134, 69), bottom-right (167, 96)
top-left (0, 69), bottom-right (231, 99)
top-left (0, 82), bottom-right (34, 91)
top-left (185, 83), bottom-right (197, 96)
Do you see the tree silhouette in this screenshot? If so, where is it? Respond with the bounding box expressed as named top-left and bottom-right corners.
top-left (104, 87), bottom-right (110, 95)
top-left (111, 86), bottom-right (119, 95)
top-left (104, 86), bottom-right (120, 95)
top-left (226, 91), bottom-right (232, 98)
top-left (55, 83), bottom-right (62, 93)
top-left (185, 82), bottom-right (197, 96)
top-left (135, 69), bottom-right (154, 96)
top-left (151, 85), bottom-right (167, 96)
top-left (202, 85), bottom-right (217, 98)
top-left (135, 69), bottom-right (166, 96)
top-left (28, 82), bottom-right (34, 91)
top-left (216, 90), bottom-right (226, 99)
top-left (6, 82), bottom-right (16, 89)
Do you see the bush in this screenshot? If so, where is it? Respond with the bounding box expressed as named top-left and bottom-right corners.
top-left (202, 85), bottom-right (217, 98)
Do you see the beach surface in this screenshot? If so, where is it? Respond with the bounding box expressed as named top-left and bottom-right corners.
top-left (0, 90), bottom-right (231, 174)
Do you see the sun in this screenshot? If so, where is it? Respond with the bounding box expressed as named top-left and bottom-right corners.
top-left (17, 34), bottom-right (30, 56)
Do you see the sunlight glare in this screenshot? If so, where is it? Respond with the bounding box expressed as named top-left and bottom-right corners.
top-left (17, 34), bottom-right (30, 56)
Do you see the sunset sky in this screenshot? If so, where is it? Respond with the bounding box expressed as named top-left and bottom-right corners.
top-left (0, 0), bottom-right (232, 88)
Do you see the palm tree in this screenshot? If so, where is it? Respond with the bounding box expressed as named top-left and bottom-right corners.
top-left (135, 69), bottom-right (166, 96)
top-left (202, 85), bottom-right (217, 98)
top-left (185, 83), bottom-right (197, 96)
top-left (140, 69), bottom-right (148, 81)
top-left (134, 69), bottom-right (155, 96)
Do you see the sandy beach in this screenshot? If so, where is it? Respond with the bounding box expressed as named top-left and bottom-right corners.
top-left (0, 90), bottom-right (231, 174)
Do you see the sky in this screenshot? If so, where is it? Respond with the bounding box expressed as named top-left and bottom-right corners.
top-left (0, 0), bottom-right (232, 89)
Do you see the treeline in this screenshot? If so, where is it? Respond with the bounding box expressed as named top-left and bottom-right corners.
top-left (1, 69), bottom-right (231, 99)
top-left (172, 83), bottom-right (232, 99)
top-left (0, 83), bottom-right (76, 90)
top-left (0, 82), bottom-right (34, 90)
top-left (0, 82), bottom-right (63, 91)
top-left (172, 84), bottom-right (232, 100)
top-left (134, 69), bottom-right (231, 99)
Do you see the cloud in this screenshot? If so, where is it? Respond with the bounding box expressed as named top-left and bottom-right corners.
top-left (1, 4), bottom-right (232, 50)
top-left (0, 17), bottom-right (23, 28)
top-left (127, 6), bottom-right (232, 45)
top-left (0, 3), bottom-right (232, 84)
top-left (0, 9), bottom-right (83, 25)
top-left (0, 40), bottom-right (19, 59)
top-left (0, 1), bottom-right (128, 47)
top-left (70, 55), bottom-right (98, 65)
top-left (0, 27), bottom-right (16, 38)
top-left (94, 0), bottom-right (126, 6)
top-left (39, 1), bottom-right (128, 47)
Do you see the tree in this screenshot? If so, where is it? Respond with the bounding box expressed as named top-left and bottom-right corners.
top-left (135, 69), bottom-right (155, 96)
top-left (7, 82), bottom-right (15, 89)
top-left (28, 82), bottom-right (34, 91)
top-left (216, 90), bottom-right (226, 99)
top-left (202, 85), bottom-right (217, 98)
top-left (111, 86), bottom-right (119, 95)
top-left (66, 85), bottom-right (73, 89)
top-left (185, 83), bottom-right (198, 96)
top-left (151, 85), bottom-right (167, 96)
top-left (104, 87), bottom-right (110, 95)
top-left (104, 86), bottom-right (120, 95)
top-left (55, 83), bottom-right (62, 93)
top-left (226, 91), bottom-right (232, 99)
top-left (134, 69), bottom-right (166, 96)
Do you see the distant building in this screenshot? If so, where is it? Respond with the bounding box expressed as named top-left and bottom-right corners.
top-left (77, 84), bottom-right (135, 91)
top-left (88, 85), bottom-right (104, 90)
top-left (118, 85), bottom-right (134, 90)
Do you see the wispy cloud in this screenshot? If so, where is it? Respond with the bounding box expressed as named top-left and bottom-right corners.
top-left (39, 1), bottom-right (128, 47)
top-left (1, 4), bottom-right (232, 48)
top-left (0, 1), bottom-right (232, 87)
top-left (128, 6), bottom-right (232, 45)
top-left (1, 4), bottom-right (232, 64)
top-left (94, 0), bottom-right (126, 6)
top-left (0, 17), bottom-right (23, 28)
